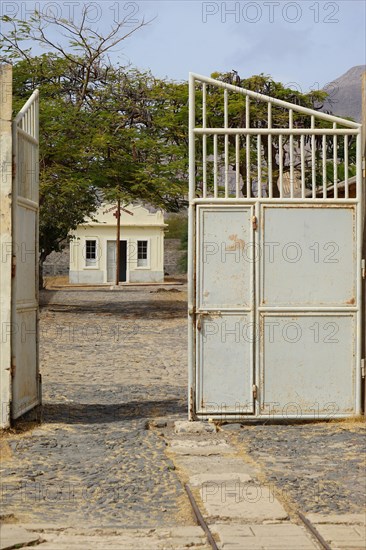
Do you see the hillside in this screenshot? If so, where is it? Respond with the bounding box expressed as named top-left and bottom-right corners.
top-left (322, 65), bottom-right (365, 122)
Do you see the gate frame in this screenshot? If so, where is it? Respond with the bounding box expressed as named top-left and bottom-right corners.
top-left (0, 64), bottom-right (13, 429)
top-left (11, 86), bottom-right (40, 420)
top-left (0, 63), bottom-right (40, 428)
top-left (188, 73), bottom-right (364, 421)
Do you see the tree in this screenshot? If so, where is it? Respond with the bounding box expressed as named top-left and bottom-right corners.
top-left (0, 8), bottom-right (150, 282)
top-left (0, 9), bottom-right (189, 284)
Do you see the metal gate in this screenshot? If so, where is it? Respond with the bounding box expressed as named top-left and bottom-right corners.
top-left (0, 64), bottom-right (40, 427)
top-left (188, 73), bottom-right (364, 421)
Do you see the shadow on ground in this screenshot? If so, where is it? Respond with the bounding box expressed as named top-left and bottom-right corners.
top-left (40, 300), bottom-right (186, 319)
top-left (42, 399), bottom-right (186, 424)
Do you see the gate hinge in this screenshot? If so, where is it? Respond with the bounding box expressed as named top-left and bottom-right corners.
top-left (361, 359), bottom-right (365, 378)
top-left (11, 255), bottom-right (16, 278)
top-left (197, 315), bottom-right (202, 331)
top-left (252, 216), bottom-right (258, 230)
top-left (362, 259), bottom-right (365, 279)
top-left (252, 384), bottom-right (258, 400)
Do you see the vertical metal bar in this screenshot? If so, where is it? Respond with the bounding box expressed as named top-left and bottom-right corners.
top-left (279, 134), bottom-right (283, 198)
top-left (257, 134), bottom-right (262, 198)
top-left (289, 109), bottom-right (294, 198)
top-left (29, 102), bottom-right (33, 136)
top-left (235, 133), bottom-right (240, 198)
top-left (188, 73), bottom-right (195, 419)
top-left (344, 134), bottom-right (349, 199)
top-left (300, 134), bottom-right (305, 198)
top-left (32, 101), bottom-right (36, 137)
top-left (246, 135), bottom-right (250, 197)
top-left (311, 115), bottom-right (316, 198)
top-left (253, 200), bottom-right (259, 418)
top-left (322, 134), bottom-right (327, 198)
top-left (246, 95), bottom-right (250, 197)
top-left (333, 122), bottom-right (338, 198)
top-left (189, 74), bottom-right (196, 202)
top-left (245, 95), bottom-right (250, 128)
top-left (268, 102), bottom-right (273, 198)
top-left (202, 83), bottom-right (207, 198)
top-left (34, 93), bottom-right (40, 407)
top-left (355, 130), bottom-right (362, 414)
top-left (34, 94), bottom-right (39, 202)
top-left (224, 88), bottom-right (229, 197)
top-left (213, 134), bottom-right (218, 198)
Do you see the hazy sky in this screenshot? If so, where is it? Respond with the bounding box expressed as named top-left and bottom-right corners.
top-left (2, 1), bottom-right (365, 90)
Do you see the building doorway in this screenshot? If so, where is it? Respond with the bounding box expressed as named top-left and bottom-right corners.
top-left (106, 240), bottom-right (127, 283)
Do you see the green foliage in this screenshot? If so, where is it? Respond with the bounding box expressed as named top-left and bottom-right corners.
top-left (165, 213), bottom-right (188, 239)
top-left (0, 11), bottom-right (189, 273)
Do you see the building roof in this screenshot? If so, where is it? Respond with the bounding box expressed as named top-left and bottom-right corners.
top-left (78, 203), bottom-right (167, 228)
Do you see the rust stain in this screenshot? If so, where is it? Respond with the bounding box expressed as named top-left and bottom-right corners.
top-left (346, 297), bottom-right (355, 305)
top-left (228, 234), bottom-right (245, 251)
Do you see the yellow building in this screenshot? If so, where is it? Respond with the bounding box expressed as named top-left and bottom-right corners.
top-left (69, 204), bottom-right (166, 284)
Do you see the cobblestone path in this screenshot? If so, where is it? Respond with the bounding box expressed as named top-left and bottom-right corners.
top-left (1, 286), bottom-right (365, 531)
top-left (229, 422), bottom-right (366, 515)
top-left (1, 288), bottom-right (191, 527)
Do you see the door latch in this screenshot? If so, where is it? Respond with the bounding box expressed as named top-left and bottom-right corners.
top-left (11, 256), bottom-right (16, 278)
top-left (252, 384), bottom-right (258, 399)
top-left (252, 216), bottom-right (258, 230)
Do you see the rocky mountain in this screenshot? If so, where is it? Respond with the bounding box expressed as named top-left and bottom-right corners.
top-left (321, 65), bottom-right (365, 122)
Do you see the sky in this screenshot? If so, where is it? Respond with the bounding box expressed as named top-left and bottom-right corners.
top-left (1, 0), bottom-right (365, 91)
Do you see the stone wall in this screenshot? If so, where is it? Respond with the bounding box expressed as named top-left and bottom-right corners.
top-left (43, 245), bottom-right (70, 276)
top-left (164, 239), bottom-right (186, 276)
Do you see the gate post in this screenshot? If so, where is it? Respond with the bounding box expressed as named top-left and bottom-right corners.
top-left (361, 72), bottom-right (366, 414)
top-left (0, 64), bottom-right (13, 429)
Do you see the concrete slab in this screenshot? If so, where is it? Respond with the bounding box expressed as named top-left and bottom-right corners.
top-left (217, 536), bottom-right (316, 549)
top-left (199, 482), bottom-right (288, 521)
top-left (175, 421), bottom-right (216, 434)
top-left (5, 527), bottom-right (210, 550)
top-left (189, 473), bottom-right (252, 487)
top-left (170, 439), bottom-right (233, 456)
top-left (211, 523), bottom-right (318, 549)
top-left (314, 524), bottom-right (366, 541)
top-left (305, 513), bottom-right (366, 525)
top-left (172, 456), bottom-right (255, 476)
top-left (0, 525), bottom-right (41, 550)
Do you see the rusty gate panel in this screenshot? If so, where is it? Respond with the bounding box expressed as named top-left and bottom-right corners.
top-left (195, 206), bottom-right (254, 414)
top-left (260, 205), bottom-right (356, 307)
top-left (259, 313), bottom-right (356, 417)
top-left (197, 313), bottom-right (254, 415)
top-left (258, 204), bottom-right (358, 417)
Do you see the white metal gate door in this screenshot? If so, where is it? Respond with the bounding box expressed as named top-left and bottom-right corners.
top-left (188, 73), bottom-right (363, 421)
top-left (195, 205), bottom-right (255, 415)
top-left (258, 204), bottom-right (357, 418)
top-left (11, 89), bottom-right (40, 420)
